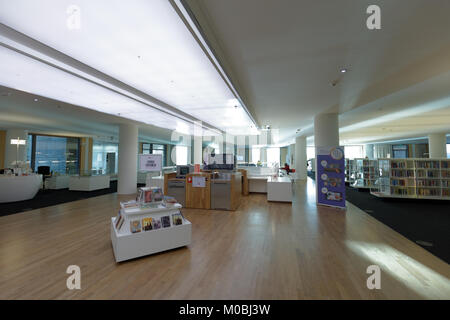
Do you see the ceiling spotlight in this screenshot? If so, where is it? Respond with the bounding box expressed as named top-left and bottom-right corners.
top-left (34, 98), bottom-right (39, 102)
top-left (340, 68), bottom-right (348, 73)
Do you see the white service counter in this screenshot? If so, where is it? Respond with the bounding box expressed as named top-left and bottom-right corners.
top-left (45, 175), bottom-right (70, 190)
top-left (0, 174), bottom-right (42, 203)
top-left (69, 175), bottom-right (110, 191)
top-left (267, 176), bottom-right (292, 202)
top-left (248, 176), bottom-right (269, 193)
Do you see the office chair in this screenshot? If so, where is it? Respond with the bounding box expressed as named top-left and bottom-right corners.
top-left (37, 166), bottom-right (51, 190)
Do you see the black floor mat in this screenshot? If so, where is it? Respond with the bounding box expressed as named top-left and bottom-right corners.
top-left (1, 181), bottom-right (122, 217)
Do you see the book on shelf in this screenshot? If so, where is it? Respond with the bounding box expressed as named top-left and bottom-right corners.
top-left (142, 217), bottom-right (153, 231)
top-left (130, 220), bottom-right (142, 233)
top-left (172, 213), bottom-right (183, 226)
top-left (136, 187), bottom-right (164, 205)
top-left (161, 215), bottom-right (171, 228)
top-left (152, 218), bottom-right (162, 230)
top-left (120, 200), bottom-right (139, 209)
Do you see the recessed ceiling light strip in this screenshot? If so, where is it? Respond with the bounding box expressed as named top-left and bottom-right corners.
top-left (0, 22), bottom-right (222, 136)
top-left (171, 0), bottom-right (259, 129)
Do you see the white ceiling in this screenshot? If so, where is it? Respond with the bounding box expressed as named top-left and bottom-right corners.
top-left (0, 86), bottom-right (179, 144)
top-left (185, 0), bottom-right (450, 145)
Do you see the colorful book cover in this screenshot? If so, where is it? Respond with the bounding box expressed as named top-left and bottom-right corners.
top-left (144, 189), bottom-right (153, 203)
top-left (152, 187), bottom-right (163, 202)
top-left (161, 215), bottom-right (171, 228)
top-left (142, 217), bottom-right (153, 231)
top-left (130, 220), bottom-right (142, 233)
top-left (115, 210), bottom-right (122, 228)
top-left (152, 218), bottom-right (161, 229)
top-left (117, 216), bottom-right (125, 231)
top-left (172, 213), bottom-right (183, 226)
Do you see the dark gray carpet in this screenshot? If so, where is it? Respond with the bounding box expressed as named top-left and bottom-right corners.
top-left (309, 171), bottom-right (450, 264)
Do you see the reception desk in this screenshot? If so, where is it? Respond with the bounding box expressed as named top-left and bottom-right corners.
top-left (69, 175), bottom-right (110, 191)
top-left (0, 174), bottom-right (42, 203)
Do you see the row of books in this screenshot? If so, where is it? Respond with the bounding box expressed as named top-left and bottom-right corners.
top-left (416, 171), bottom-right (440, 178)
top-left (131, 213), bottom-right (183, 233)
top-left (115, 210), bottom-right (184, 233)
top-left (417, 188), bottom-right (440, 196)
top-left (391, 161), bottom-right (407, 169)
top-left (417, 179), bottom-right (440, 187)
top-left (136, 187), bottom-right (163, 204)
top-left (391, 170), bottom-right (414, 177)
top-left (416, 161), bottom-right (440, 169)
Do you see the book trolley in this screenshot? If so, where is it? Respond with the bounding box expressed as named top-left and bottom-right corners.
top-left (111, 187), bottom-right (192, 262)
top-left (370, 158), bottom-right (450, 200)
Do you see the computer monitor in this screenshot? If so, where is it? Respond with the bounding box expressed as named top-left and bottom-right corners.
top-left (176, 165), bottom-right (193, 177)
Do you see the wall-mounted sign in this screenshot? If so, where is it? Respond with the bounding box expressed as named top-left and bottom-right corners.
top-left (139, 154), bottom-right (162, 172)
top-left (316, 146), bottom-right (346, 209)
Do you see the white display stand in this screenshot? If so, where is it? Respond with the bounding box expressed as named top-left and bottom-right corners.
top-left (69, 175), bottom-right (110, 191)
top-left (45, 175), bottom-right (70, 189)
top-left (267, 176), bottom-right (292, 202)
top-left (0, 174), bottom-right (42, 203)
top-left (111, 203), bottom-right (191, 262)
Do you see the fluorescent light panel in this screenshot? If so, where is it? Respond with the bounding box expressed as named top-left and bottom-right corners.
top-left (0, 45), bottom-right (208, 136)
top-left (0, 0), bottom-right (255, 133)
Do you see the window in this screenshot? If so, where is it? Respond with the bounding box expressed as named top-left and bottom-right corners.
top-left (175, 146), bottom-right (188, 165)
top-left (152, 144), bottom-right (165, 166)
top-left (267, 147), bottom-right (280, 167)
top-left (447, 144), bottom-right (450, 158)
top-left (141, 143), bottom-right (166, 165)
top-left (92, 141), bottom-right (118, 175)
top-left (142, 143), bottom-right (151, 154)
top-left (251, 147), bottom-right (260, 164)
top-left (27, 134), bottom-right (80, 175)
top-left (307, 146), bottom-right (315, 160)
top-left (344, 145), bottom-right (364, 159)
top-left (392, 144), bottom-right (408, 158)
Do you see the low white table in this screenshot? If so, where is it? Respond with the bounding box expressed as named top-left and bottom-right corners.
top-left (45, 175), bottom-right (70, 190)
top-left (267, 176), bottom-right (292, 202)
top-left (0, 174), bottom-right (42, 203)
top-left (69, 175), bottom-right (110, 191)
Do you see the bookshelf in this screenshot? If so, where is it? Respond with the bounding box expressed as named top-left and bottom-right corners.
top-left (371, 158), bottom-right (450, 200)
top-left (351, 158), bottom-right (378, 189)
top-left (111, 203), bottom-right (192, 262)
top-left (345, 159), bottom-right (355, 184)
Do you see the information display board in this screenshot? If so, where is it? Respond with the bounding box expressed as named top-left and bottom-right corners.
top-left (316, 146), bottom-right (346, 209)
top-left (139, 154), bottom-right (162, 172)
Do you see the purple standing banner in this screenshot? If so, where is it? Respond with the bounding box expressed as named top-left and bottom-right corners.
top-left (316, 146), bottom-right (346, 209)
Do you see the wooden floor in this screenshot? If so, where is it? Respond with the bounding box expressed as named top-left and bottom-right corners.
top-left (0, 178), bottom-right (449, 299)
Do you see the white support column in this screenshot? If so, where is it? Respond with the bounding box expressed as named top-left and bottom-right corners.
top-left (193, 121), bottom-right (203, 165)
top-left (428, 133), bottom-right (447, 158)
top-left (118, 123), bottom-right (138, 195)
top-left (295, 135), bottom-right (307, 180)
top-left (5, 128), bottom-right (28, 167)
top-left (314, 113), bottom-right (339, 148)
top-left (193, 136), bottom-right (202, 165)
top-left (260, 147), bottom-right (267, 164)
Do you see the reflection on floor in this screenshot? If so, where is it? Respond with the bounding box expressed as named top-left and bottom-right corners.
top-left (0, 178), bottom-right (449, 299)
